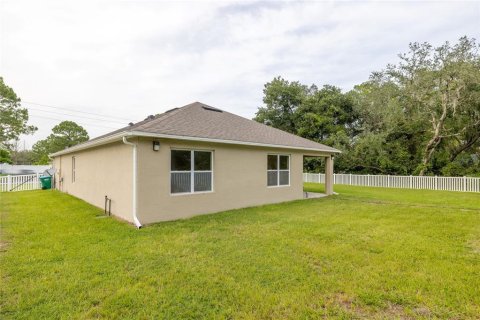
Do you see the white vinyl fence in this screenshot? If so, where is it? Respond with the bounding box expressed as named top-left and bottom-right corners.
top-left (0, 174), bottom-right (42, 192)
top-left (303, 173), bottom-right (480, 193)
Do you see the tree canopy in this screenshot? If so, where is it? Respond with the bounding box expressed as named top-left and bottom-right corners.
top-left (32, 121), bottom-right (89, 164)
top-left (255, 37), bottom-right (480, 176)
top-left (0, 148), bottom-right (12, 164)
top-left (0, 77), bottom-right (37, 152)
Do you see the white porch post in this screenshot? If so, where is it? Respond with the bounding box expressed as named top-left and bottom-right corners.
top-left (325, 155), bottom-right (334, 195)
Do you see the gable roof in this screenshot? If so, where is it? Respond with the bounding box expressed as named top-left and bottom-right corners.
top-left (51, 102), bottom-right (340, 156)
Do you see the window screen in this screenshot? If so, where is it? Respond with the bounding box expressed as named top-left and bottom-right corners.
top-left (171, 150), bottom-right (212, 194)
top-left (267, 154), bottom-right (290, 186)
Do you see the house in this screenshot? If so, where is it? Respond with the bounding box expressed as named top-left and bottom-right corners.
top-left (50, 102), bottom-right (340, 227)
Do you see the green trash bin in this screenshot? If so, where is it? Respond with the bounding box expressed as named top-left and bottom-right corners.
top-left (39, 176), bottom-right (52, 190)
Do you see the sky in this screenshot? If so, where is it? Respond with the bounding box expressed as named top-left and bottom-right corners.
top-left (1, 0), bottom-right (479, 148)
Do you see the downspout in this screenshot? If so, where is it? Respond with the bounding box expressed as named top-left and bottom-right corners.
top-left (122, 136), bottom-right (142, 228)
top-left (47, 154), bottom-right (55, 191)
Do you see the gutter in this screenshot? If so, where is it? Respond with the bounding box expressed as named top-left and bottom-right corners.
top-left (129, 131), bottom-right (342, 154)
top-left (122, 136), bottom-right (142, 229)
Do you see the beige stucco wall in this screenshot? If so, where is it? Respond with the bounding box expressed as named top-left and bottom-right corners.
top-left (136, 138), bottom-right (318, 224)
top-left (53, 141), bottom-right (133, 222)
top-left (52, 137), bottom-right (331, 226)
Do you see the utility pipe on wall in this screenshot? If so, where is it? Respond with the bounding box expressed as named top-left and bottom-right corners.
top-left (122, 136), bottom-right (142, 228)
top-left (47, 154), bottom-right (57, 191)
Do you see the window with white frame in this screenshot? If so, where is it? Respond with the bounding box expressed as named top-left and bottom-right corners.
top-left (267, 154), bottom-right (290, 186)
top-left (171, 150), bottom-right (212, 194)
top-left (72, 156), bottom-right (76, 183)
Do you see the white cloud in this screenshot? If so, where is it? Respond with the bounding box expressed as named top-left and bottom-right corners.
top-left (1, 0), bottom-right (478, 147)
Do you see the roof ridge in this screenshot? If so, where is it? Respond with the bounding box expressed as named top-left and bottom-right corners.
top-left (132, 102), bottom-right (201, 130)
top-left (114, 102), bottom-right (223, 131)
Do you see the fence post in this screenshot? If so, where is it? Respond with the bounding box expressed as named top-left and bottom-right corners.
top-left (409, 175), bottom-right (413, 189)
top-left (367, 174), bottom-right (370, 187)
top-left (435, 175), bottom-right (438, 190)
top-left (7, 175), bottom-right (12, 191)
top-left (387, 175), bottom-right (390, 188)
top-left (463, 176), bottom-right (467, 192)
top-left (349, 173), bottom-right (352, 185)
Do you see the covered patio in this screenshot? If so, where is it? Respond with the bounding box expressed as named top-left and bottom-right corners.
top-left (303, 154), bottom-right (335, 196)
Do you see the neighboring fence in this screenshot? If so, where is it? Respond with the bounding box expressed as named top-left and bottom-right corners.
top-left (0, 174), bottom-right (42, 192)
top-left (303, 173), bottom-right (480, 193)
top-left (0, 163), bottom-right (51, 175)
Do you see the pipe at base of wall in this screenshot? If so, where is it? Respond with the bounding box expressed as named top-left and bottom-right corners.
top-left (122, 136), bottom-right (142, 229)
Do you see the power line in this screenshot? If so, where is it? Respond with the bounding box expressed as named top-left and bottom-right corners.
top-left (26, 106), bottom-right (129, 125)
top-left (30, 114), bottom-right (120, 130)
top-left (28, 114), bottom-right (120, 130)
top-left (22, 100), bottom-right (134, 122)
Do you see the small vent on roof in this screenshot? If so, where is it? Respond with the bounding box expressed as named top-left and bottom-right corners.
top-left (202, 106), bottom-right (223, 113)
top-left (128, 122), bottom-right (134, 126)
top-left (165, 107), bottom-right (179, 113)
top-left (144, 115), bottom-right (155, 120)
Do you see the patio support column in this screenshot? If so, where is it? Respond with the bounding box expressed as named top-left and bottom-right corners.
top-left (325, 155), bottom-right (334, 195)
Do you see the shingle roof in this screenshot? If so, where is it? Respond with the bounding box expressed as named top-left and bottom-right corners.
top-left (55, 102), bottom-right (340, 155)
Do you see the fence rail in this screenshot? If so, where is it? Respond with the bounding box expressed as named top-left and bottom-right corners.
top-left (0, 174), bottom-right (42, 192)
top-left (303, 173), bottom-right (480, 193)
top-left (2, 172), bottom-right (479, 193)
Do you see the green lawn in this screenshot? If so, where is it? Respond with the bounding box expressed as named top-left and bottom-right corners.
top-left (1, 185), bottom-right (479, 319)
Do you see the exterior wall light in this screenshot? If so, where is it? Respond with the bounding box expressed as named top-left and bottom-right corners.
top-left (153, 141), bottom-right (160, 151)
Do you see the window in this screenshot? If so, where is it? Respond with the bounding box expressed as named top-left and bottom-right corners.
top-left (171, 150), bottom-right (212, 194)
top-left (72, 156), bottom-right (76, 183)
top-left (267, 154), bottom-right (290, 186)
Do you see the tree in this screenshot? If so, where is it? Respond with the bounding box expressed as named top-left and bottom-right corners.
top-left (32, 121), bottom-right (89, 164)
top-left (383, 37), bottom-right (480, 175)
top-left (0, 148), bottom-right (12, 164)
top-left (254, 77), bottom-right (310, 133)
top-left (8, 140), bottom-right (35, 165)
top-left (295, 85), bottom-right (359, 143)
top-left (444, 79), bottom-right (480, 163)
top-left (0, 77), bottom-right (37, 149)
top-left (255, 37), bottom-right (480, 176)
top-left (348, 77), bottom-right (426, 174)
top-left (48, 121), bottom-right (89, 150)
top-left (31, 139), bottom-right (52, 165)
top-left (11, 150), bottom-right (34, 165)
top-left (254, 78), bottom-right (360, 173)
top-left (254, 78), bottom-right (360, 143)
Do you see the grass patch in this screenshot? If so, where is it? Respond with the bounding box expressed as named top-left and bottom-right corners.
top-left (1, 185), bottom-right (480, 319)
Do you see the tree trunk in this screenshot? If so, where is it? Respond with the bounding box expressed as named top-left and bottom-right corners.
top-left (419, 94), bottom-right (449, 176)
top-left (419, 135), bottom-right (442, 176)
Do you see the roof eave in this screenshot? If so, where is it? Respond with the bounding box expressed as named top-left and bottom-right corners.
top-left (49, 131), bottom-right (133, 157)
top-left (50, 131), bottom-right (341, 157)
top-left (131, 131), bottom-right (341, 154)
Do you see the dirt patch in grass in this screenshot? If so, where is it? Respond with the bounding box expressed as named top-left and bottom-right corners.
top-left (468, 239), bottom-right (480, 254)
top-left (329, 293), bottom-right (432, 319)
top-left (0, 241), bottom-right (9, 252)
top-left (332, 292), bottom-right (356, 310)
